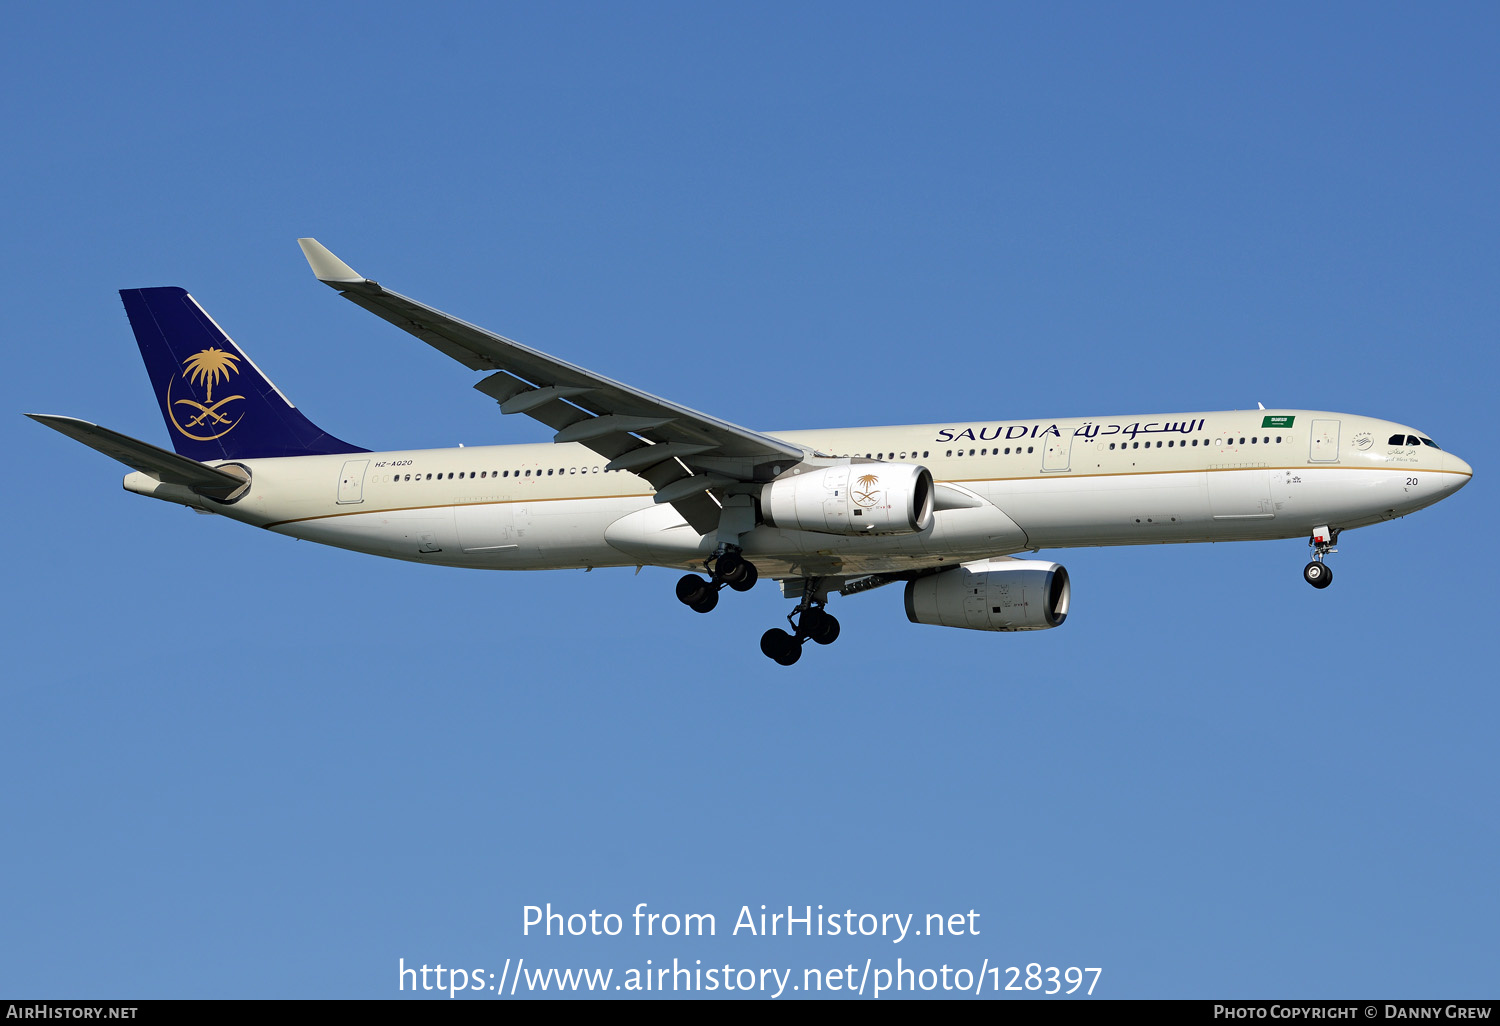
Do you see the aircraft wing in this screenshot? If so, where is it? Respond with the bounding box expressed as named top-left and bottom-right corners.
top-left (27, 414), bottom-right (247, 497)
top-left (298, 239), bottom-right (807, 533)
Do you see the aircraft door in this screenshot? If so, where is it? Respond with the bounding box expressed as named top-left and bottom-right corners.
top-left (1208, 469), bottom-right (1275, 519)
top-left (1041, 432), bottom-right (1074, 472)
top-left (337, 459), bottom-right (369, 504)
top-left (455, 503), bottom-right (515, 552)
top-left (1309, 419), bottom-right (1341, 462)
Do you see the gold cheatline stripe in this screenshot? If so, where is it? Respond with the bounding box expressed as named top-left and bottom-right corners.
top-left (258, 464), bottom-right (1465, 530)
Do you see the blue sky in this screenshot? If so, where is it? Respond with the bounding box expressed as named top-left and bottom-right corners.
top-left (3, 1), bottom-right (1496, 1000)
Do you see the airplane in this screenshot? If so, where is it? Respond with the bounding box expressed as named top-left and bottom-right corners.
top-left (29, 239), bottom-right (1473, 666)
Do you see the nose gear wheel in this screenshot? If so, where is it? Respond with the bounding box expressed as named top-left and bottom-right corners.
top-left (1303, 527), bottom-right (1340, 590)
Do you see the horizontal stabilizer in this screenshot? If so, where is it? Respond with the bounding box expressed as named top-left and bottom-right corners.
top-left (27, 414), bottom-right (247, 497)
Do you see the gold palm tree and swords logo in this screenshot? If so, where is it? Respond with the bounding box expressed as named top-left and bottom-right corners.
top-left (853, 473), bottom-right (881, 507)
top-left (167, 347), bottom-right (245, 440)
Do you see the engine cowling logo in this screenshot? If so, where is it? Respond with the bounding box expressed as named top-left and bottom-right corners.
top-left (853, 473), bottom-right (881, 508)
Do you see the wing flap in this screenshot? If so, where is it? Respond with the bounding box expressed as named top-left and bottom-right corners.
top-left (299, 238), bottom-right (809, 536)
top-left (298, 240), bottom-right (805, 466)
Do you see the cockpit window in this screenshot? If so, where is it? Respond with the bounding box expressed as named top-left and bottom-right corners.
top-left (1420, 437), bottom-right (1440, 449)
top-left (1388, 434), bottom-right (1405, 445)
top-left (1405, 435), bottom-right (1421, 446)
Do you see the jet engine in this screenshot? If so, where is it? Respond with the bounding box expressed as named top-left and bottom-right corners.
top-left (761, 463), bottom-right (934, 536)
top-left (904, 558), bottom-right (1070, 631)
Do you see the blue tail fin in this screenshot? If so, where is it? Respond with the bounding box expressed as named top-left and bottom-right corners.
top-left (121, 287), bottom-right (366, 461)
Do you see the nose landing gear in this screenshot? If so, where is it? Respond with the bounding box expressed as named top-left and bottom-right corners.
top-left (1303, 525), bottom-right (1339, 590)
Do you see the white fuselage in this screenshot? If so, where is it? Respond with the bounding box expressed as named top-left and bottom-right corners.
top-left (125, 409), bottom-right (1471, 579)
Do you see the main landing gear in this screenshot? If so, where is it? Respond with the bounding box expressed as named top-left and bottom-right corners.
top-left (674, 554), bottom-right (842, 666)
top-left (759, 588), bottom-right (840, 667)
top-left (1303, 525), bottom-right (1340, 590)
top-left (675, 548), bottom-right (759, 614)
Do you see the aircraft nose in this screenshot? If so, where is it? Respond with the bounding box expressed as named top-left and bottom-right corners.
top-left (1442, 452), bottom-right (1473, 493)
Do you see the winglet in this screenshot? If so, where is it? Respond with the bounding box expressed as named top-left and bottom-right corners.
top-left (298, 238), bottom-right (366, 285)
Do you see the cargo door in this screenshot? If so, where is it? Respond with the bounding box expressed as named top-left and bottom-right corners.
top-left (455, 503), bottom-right (516, 552)
top-left (1208, 469), bottom-right (1274, 519)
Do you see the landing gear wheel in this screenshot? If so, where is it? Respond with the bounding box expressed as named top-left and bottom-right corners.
top-left (801, 609), bottom-right (841, 645)
top-left (760, 628), bottom-right (802, 665)
top-left (675, 573), bottom-right (711, 606)
top-left (1303, 561), bottom-right (1333, 589)
top-left (717, 551), bottom-right (747, 584)
top-left (689, 588), bottom-right (720, 613)
top-left (727, 559), bottom-right (758, 592)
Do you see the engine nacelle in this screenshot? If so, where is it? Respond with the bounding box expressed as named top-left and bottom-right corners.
top-left (761, 463), bottom-right (934, 536)
top-left (904, 558), bottom-right (1070, 632)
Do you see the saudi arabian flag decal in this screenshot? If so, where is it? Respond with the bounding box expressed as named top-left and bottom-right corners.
top-left (1262, 415), bottom-right (1294, 428)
